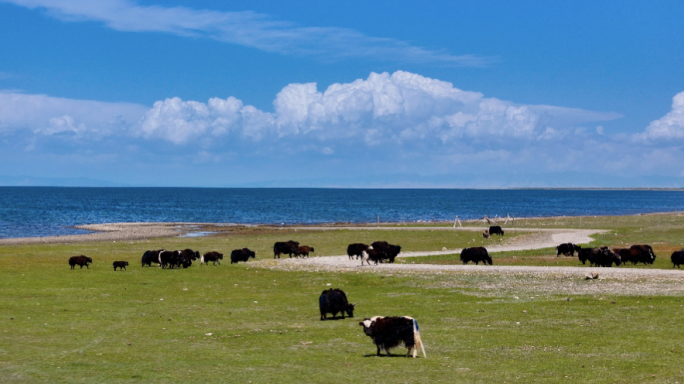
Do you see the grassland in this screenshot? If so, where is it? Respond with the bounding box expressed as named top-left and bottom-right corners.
top-left (1, 213), bottom-right (684, 383)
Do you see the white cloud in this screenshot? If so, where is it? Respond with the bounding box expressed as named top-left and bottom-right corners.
top-left (643, 91), bottom-right (684, 140)
top-left (0, 71), bottom-right (622, 151)
top-left (137, 71), bottom-right (620, 147)
top-left (138, 96), bottom-right (274, 144)
top-left (0, 91), bottom-right (147, 138)
top-left (2, 0), bottom-right (489, 66)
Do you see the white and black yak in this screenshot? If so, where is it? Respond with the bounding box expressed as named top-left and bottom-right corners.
top-left (359, 316), bottom-right (426, 358)
top-left (371, 241), bottom-right (402, 263)
top-left (318, 288), bottom-right (355, 320)
top-left (141, 250), bottom-right (162, 267)
top-left (346, 243), bottom-right (369, 260)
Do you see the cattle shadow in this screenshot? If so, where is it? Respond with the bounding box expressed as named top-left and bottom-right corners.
top-left (320, 317), bottom-right (349, 321)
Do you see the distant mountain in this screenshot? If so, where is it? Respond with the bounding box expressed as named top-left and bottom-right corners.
top-left (0, 175), bottom-right (129, 187)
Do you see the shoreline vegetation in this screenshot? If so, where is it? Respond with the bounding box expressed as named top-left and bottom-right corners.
top-left (1, 210), bottom-right (683, 245)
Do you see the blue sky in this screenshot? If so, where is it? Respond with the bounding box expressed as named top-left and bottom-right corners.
top-left (0, 0), bottom-right (683, 187)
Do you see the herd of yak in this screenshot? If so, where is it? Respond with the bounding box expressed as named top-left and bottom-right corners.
top-left (556, 242), bottom-right (684, 268)
top-left (67, 248), bottom-right (256, 271)
top-left (67, 229), bottom-right (684, 271)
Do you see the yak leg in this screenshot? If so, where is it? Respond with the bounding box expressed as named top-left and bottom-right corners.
top-left (377, 345), bottom-right (382, 356)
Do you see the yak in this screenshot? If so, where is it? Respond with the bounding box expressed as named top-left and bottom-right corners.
top-left (460, 247), bottom-right (492, 265)
top-left (201, 251), bottom-right (223, 266)
top-left (141, 250), bottom-right (162, 267)
top-left (671, 250), bottom-right (684, 268)
top-left (347, 243), bottom-right (369, 260)
top-left (489, 226), bottom-right (504, 236)
top-left (295, 246), bottom-right (315, 258)
top-left (113, 261), bottom-right (129, 271)
top-left (359, 316), bottom-right (426, 358)
top-left (319, 288), bottom-right (355, 320)
top-left (556, 243), bottom-right (581, 257)
top-left (230, 248), bottom-right (255, 264)
top-left (69, 255), bottom-right (92, 269)
top-left (273, 241), bottom-right (299, 259)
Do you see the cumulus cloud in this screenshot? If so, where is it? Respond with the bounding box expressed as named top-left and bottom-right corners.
top-left (643, 91), bottom-right (684, 140)
top-left (2, 0), bottom-right (489, 66)
top-left (137, 71), bottom-right (621, 148)
top-left (0, 71), bottom-right (622, 152)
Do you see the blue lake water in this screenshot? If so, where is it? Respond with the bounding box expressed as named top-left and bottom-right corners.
top-left (0, 187), bottom-right (682, 238)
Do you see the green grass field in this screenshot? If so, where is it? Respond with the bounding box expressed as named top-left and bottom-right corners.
top-left (2, 214), bottom-right (684, 383)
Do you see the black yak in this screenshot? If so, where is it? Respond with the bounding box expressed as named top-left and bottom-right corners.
top-left (319, 288), bottom-right (355, 320)
top-left (113, 261), bottom-right (129, 271)
top-left (273, 241), bottom-right (299, 259)
top-left (489, 226), bottom-right (504, 236)
top-left (460, 247), bottom-right (492, 265)
top-left (230, 248), bottom-right (255, 264)
top-left (671, 250), bottom-right (684, 268)
top-left (69, 255), bottom-right (92, 269)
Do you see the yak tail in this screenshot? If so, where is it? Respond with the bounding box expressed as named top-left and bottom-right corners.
top-left (412, 319), bottom-right (426, 358)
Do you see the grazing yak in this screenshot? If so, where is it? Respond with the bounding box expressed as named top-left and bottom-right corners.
top-left (201, 251), bottom-right (223, 266)
top-left (359, 316), bottom-right (426, 358)
top-left (69, 255), bottom-right (92, 269)
top-left (592, 247), bottom-right (621, 267)
top-left (482, 230), bottom-right (490, 239)
top-left (371, 241), bottom-right (402, 263)
top-left (614, 245), bottom-right (656, 265)
top-left (489, 226), bottom-right (504, 236)
top-left (113, 261), bottom-right (129, 271)
top-left (556, 243), bottom-right (582, 257)
top-left (578, 247), bottom-right (621, 267)
top-left (671, 250), bottom-right (684, 268)
top-left (460, 247), bottom-right (492, 265)
top-left (319, 289), bottom-right (355, 320)
top-left (141, 250), bottom-right (162, 267)
top-left (230, 248), bottom-right (255, 264)
top-left (347, 243), bottom-right (369, 260)
top-left (295, 246), bottom-right (315, 258)
top-left (273, 241), bottom-right (299, 259)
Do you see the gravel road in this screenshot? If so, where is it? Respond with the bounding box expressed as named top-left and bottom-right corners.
top-left (261, 228), bottom-right (684, 279)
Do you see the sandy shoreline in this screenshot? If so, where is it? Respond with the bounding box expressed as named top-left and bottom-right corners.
top-left (0, 222), bottom-right (213, 245)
